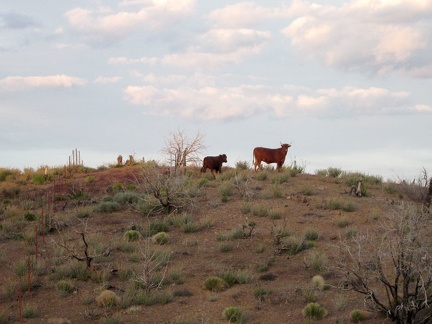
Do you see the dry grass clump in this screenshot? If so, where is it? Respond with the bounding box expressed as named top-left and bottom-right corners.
top-left (95, 290), bottom-right (121, 308)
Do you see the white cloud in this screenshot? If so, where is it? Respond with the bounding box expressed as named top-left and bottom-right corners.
top-left (415, 104), bottom-right (432, 112)
top-left (123, 82), bottom-right (418, 121)
top-left (0, 75), bottom-right (86, 91)
top-left (207, 2), bottom-right (289, 28)
top-left (94, 76), bottom-right (122, 84)
top-left (281, 0), bottom-right (432, 75)
top-left (65, 0), bottom-right (196, 45)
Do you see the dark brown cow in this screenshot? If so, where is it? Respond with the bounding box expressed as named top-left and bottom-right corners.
top-left (253, 143), bottom-right (291, 171)
top-left (201, 154), bottom-right (227, 178)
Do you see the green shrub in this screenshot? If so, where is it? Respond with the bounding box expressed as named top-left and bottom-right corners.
top-left (198, 177), bottom-right (208, 187)
top-left (350, 309), bottom-right (369, 322)
top-left (302, 302), bottom-right (327, 320)
top-left (204, 276), bottom-right (227, 292)
top-left (124, 230), bottom-right (141, 242)
top-left (144, 218), bottom-right (169, 236)
top-left (327, 167), bottom-right (343, 178)
top-left (304, 229), bottom-right (319, 241)
top-left (32, 174), bottom-right (45, 185)
top-left (218, 269), bottom-right (251, 287)
top-left (24, 212), bottom-right (36, 221)
top-left (56, 280), bottom-right (74, 297)
top-left (262, 184), bottom-right (282, 199)
top-left (240, 203), bottom-right (251, 214)
top-left (152, 232), bottom-right (170, 245)
top-left (256, 172), bottom-right (268, 181)
top-left (222, 306), bottom-right (243, 322)
top-left (254, 287), bottom-right (272, 301)
top-left (96, 201), bottom-right (121, 213)
top-left (22, 304), bottom-right (37, 318)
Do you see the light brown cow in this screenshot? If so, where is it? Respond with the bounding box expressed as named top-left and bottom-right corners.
top-left (253, 143), bottom-right (291, 171)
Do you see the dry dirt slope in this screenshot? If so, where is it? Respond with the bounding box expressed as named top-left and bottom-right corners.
top-left (0, 165), bottom-right (414, 323)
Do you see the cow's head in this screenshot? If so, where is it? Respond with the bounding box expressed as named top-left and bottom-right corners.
top-left (220, 154), bottom-right (228, 162)
top-left (280, 143), bottom-right (292, 152)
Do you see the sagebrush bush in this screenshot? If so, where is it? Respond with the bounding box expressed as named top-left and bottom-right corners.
top-left (204, 276), bottom-right (227, 292)
top-left (96, 290), bottom-right (121, 308)
top-left (223, 306), bottom-right (243, 322)
top-left (302, 302), bottom-right (327, 320)
top-left (152, 232), bottom-right (170, 245)
top-left (96, 201), bottom-right (121, 213)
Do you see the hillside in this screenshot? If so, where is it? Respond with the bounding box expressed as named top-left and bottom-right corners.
top-left (0, 164), bottom-right (428, 323)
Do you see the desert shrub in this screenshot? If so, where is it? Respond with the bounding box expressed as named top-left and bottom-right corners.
top-left (96, 290), bottom-right (121, 308)
top-left (254, 287), bottom-right (272, 301)
top-left (111, 182), bottom-right (124, 193)
top-left (24, 212), bottom-right (36, 221)
top-left (302, 302), bottom-right (327, 320)
top-left (303, 289), bottom-right (318, 303)
top-left (152, 232), bottom-right (170, 245)
top-left (304, 229), bottom-right (319, 241)
top-left (312, 275), bottom-right (326, 290)
top-left (113, 192), bottom-right (141, 205)
top-left (143, 218), bottom-right (169, 236)
top-left (300, 186), bottom-right (314, 196)
top-left (32, 174), bottom-right (45, 185)
top-left (343, 201), bottom-right (356, 212)
top-left (336, 216), bottom-right (351, 228)
top-left (271, 173), bottom-right (289, 184)
top-left (75, 207), bottom-right (92, 218)
top-left (135, 290), bottom-right (173, 306)
top-left (219, 182), bottom-right (233, 197)
top-left (204, 276), bottom-right (227, 292)
top-left (240, 203), bottom-right (251, 214)
top-left (252, 205), bottom-right (268, 217)
top-left (216, 228), bottom-right (245, 241)
top-left (197, 177), bottom-right (208, 187)
top-left (222, 306), bottom-right (243, 322)
top-left (235, 161), bottom-right (249, 170)
top-left (327, 167), bottom-right (343, 178)
top-left (22, 304), bottom-right (37, 318)
top-left (96, 201), bottom-right (121, 213)
top-left (306, 252), bottom-right (328, 273)
top-left (219, 243), bottom-right (234, 252)
top-left (279, 236), bottom-right (308, 255)
top-left (218, 269), bottom-right (252, 287)
top-left (262, 184), bottom-right (282, 199)
top-left (0, 168), bottom-right (16, 181)
top-left (256, 172), bottom-right (268, 181)
top-left (124, 230), bottom-right (141, 242)
top-left (269, 209), bottom-right (282, 220)
top-left (56, 280), bottom-right (74, 297)
top-left (350, 309), bottom-right (369, 322)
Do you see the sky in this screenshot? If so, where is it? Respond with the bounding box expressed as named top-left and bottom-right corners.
top-left (1, 0), bottom-right (431, 181)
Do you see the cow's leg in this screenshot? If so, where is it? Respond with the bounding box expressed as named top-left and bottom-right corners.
top-left (211, 169), bottom-right (216, 179)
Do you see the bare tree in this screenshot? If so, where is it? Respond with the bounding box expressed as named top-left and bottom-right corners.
top-left (161, 129), bottom-right (206, 170)
top-left (335, 202), bottom-right (432, 323)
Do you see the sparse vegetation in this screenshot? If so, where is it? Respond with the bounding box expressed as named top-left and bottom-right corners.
top-left (0, 160), bottom-right (428, 323)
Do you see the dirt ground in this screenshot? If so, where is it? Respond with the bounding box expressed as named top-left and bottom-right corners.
top-left (0, 164), bottom-right (409, 323)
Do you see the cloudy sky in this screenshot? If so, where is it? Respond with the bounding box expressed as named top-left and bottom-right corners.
top-left (1, 0), bottom-right (431, 180)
